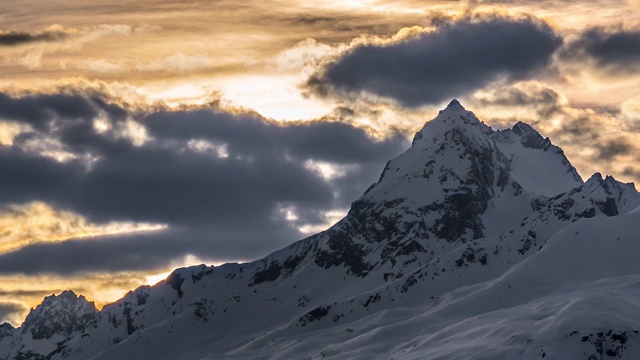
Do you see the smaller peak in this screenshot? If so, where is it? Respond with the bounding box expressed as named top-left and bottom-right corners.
top-left (512, 121), bottom-right (539, 136)
top-left (59, 290), bottom-right (78, 298)
top-left (438, 99), bottom-right (467, 117)
top-left (0, 322), bottom-right (13, 338)
top-left (510, 121), bottom-right (551, 150)
top-left (22, 291), bottom-right (98, 339)
top-left (584, 173), bottom-right (637, 194)
top-left (42, 290), bottom-right (81, 304)
top-left (586, 172), bottom-right (604, 184)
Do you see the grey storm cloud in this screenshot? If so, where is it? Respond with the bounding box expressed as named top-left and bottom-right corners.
top-left (473, 86), bottom-right (564, 118)
top-left (596, 137), bottom-right (635, 161)
top-left (0, 92), bottom-right (408, 275)
top-left (0, 231), bottom-right (189, 275)
top-left (310, 14), bottom-right (563, 107)
top-left (0, 30), bottom-right (68, 47)
top-left (0, 302), bottom-right (26, 325)
top-left (563, 27), bottom-right (640, 70)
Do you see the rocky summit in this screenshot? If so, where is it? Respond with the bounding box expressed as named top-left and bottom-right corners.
top-left (3, 101), bottom-right (640, 360)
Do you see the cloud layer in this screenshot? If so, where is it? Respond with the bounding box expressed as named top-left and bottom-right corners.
top-left (564, 27), bottom-right (640, 71)
top-left (0, 91), bottom-right (408, 275)
top-left (312, 15), bottom-right (562, 107)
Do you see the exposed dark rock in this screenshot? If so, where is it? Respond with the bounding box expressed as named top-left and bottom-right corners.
top-left (596, 197), bottom-right (619, 217)
top-left (166, 272), bottom-right (185, 298)
top-left (252, 261), bottom-right (282, 285)
top-left (122, 306), bottom-right (137, 336)
top-left (136, 293), bottom-right (149, 306)
top-left (192, 268), bottom-right (214, 283)
top-left (455, 246), bottom-right (488, 267)
top-left (315, 230), bottom-right (372, 277)
top-left (299, 306), bottom-right (332, 326)
top-left (518, 230), bottom-right (537, 255)
top-left (573, 329), bottom-right (635, 359)
top-left (362, 293), bottom-right (381, 308)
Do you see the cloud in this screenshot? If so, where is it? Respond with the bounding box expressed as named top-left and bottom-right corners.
top-left (0, 29), bottom-right (68, 47)
top-left (563, 27), bottom-right (640, 71)
top-left (136, 53), bottom-right (214, 73)
top-left (0, 202), bottom-right (165, 255)
top-left (80, 53), bottom-right (214, 75)
top-left (0, 232), bottom-right (186, 275)
top-left (0, 91), bottom-right (408, 275)
top-left (309, 14), bottom-right (562, 107)
top-left (470, 80), bottom-right (565, 119)
top-left (621, 95), bottom-right (640, 131)
top-left (596, 137), bottom-right (635, 161)
top-left (0, 302), bottom-right (27, 325)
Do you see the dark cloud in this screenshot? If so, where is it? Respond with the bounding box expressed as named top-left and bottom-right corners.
top-left (563, 27), bottom-right (640, 71)
top-left (0, 302), bottom-right (27, 325)
top-left (623, 166), bottom-right (640, 180)
top-left (0, 30), bottom-right (68, 47)
top-left (272, 9), bottom-right (425, 42)
top-left (0, 232), bottom-right (187, 276)
top-left (289, 15), bottom-right (339, 25)
top-left (473, 85), bottom-right (564, 118)
top-left (596, 137), bottom-right (635, 161)
top-left (0, 92), bottom-right (99, 131)
top-left (310, 14), bottom-right (562, 107)
top-left (0, 290), bottom-right (65, 297)
top-left (0, 92), bottom-right (408, 275)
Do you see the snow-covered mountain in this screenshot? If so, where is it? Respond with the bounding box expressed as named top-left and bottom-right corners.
top-left (3, 100), bottom-right (640, 360)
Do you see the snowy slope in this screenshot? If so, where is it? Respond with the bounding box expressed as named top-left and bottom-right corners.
top-left (2, 100), bottom-right (639, 360)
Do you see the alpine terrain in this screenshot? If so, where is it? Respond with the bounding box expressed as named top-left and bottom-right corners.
top-left (3, 100), bottom-right (640, 360)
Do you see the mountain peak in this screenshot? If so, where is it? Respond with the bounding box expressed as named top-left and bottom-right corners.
top-left (587, 172), bottom-right (604, 183)
top-left (512, 121), bottom-right (538, 136)
top-left (586, 172), bottom-right (638, 193)
top-left (0, 322), bottom-right (13, 338)
top-left (21, 290), bottom-right (98, 340)
top-left (446, 98), bottom-right (465, 110)
top-left (412, 100), bottom-right (492, 145)
top-left (438, 99), bottom-right (469, 119)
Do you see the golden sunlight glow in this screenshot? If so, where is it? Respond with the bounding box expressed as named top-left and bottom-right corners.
top-left (141, 80), bottom-right (216, 107)
top-left (0, 272), bottom-right (152, 326)
top-left (303, 160), bottom-right (357, 180)
top-left (0, 254), bottom-right (225, 326)
top-left (298, 209), bottom-right (348, 235)
top-left (0, 121), bottom-right (31, 146)
top-left (144, 271), bottom-right (172, 286)
top-left (144, 254), bottom-right (224, 285)
top-left (216, 74), bottom-right (334, 121)
top-left (0, 202), bottom-right (167, 255)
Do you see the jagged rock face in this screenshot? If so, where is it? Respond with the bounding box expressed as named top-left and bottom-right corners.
top-left (4, 100), bottom-right (640, 360)
top-left (21, 291), bottom-right (98, 340)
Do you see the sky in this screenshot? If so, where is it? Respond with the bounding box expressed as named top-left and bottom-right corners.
top-left (0, 0), bottom-right (639, 325)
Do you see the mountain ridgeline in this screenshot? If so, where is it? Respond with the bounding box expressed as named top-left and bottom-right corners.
top-left (3, 100), bottom-right (640, 360)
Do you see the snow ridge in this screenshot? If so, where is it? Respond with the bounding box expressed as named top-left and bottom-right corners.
top-left (3, 100), bottom-right (640, 360)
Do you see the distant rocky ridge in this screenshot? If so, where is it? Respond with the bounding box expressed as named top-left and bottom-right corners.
top-left (2, 100), bottom-right (640, 360)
